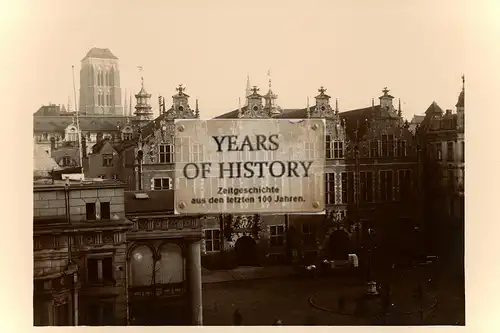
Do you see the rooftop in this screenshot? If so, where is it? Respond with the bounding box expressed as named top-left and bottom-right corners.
top-left (34, 178), bottom-right (125, 191)
top-left (82, 47), bottom-right (118, 61)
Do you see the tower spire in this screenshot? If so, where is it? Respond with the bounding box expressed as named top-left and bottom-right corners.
top-left (335, 98), bottom-right (339, 114)
top-left (267, 69), bottom-right (272, 90)
top-left (195, 99), bottom-right (200, 118)
top-left (245, 74), bottom-right (251, 106)
top-left (398, 99), bottom-right (402, 117)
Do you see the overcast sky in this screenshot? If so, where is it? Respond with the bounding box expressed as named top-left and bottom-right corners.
top-left (4, 0), bottom-right (467, 120)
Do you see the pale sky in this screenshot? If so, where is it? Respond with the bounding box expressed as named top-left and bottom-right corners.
top-left (4, 0), bottom-right (466, 120)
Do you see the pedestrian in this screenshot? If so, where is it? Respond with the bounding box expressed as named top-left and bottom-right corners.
top-left (233, 308), bottom-right (243, 326)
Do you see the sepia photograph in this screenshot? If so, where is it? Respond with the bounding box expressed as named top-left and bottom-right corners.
top-left (2, 0), bottom-right (483, 328)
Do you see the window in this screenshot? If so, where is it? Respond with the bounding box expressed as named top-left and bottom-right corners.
top-left (325, 173), bottom-right (335, 204)
top-left (86, 203), bottom-right (96, 220)
top-left (341, 172), bottom-right (354, 204)
top-left (101, 202), bottom-right (111, 220)
top-left (112, 174), bottom-right (119, 180)
top-left (325, 135), bottom-right (344, 160)
top-left (42, 132), bottom-right (48, 140)
top-left (191, 144), bottom-right (203, 162)
top-left (204, 229), bottom-right (220, 252)
top-left (159, 144), bottom-right (174, 163)
top-left (396, 140), bottom-right (407, 157)
top-left (359, 171), bottom-right (373, 202)
top-left (102, 154), bottom-right (113, 167)
top-left (87, 257), bottom-right (114, 285)
top-left (380, 171), bottom-right (393, 201)
top-left (381, 134), bottom-right (394, 157)
top-left (447, 141), bottom-right (454, 161)
top-left (60, 156), bottom-right (72, 167)
top-left (334, 141), bottom-right (344, 159)
top-left (153, 177), bottom-right (172, 190)
top-left (435, 142), bottom-right (442, 160)
top-left (302, 222), bottom-right (316, 246)
top-left (270, 225), bottom-right (285, 246)
top-left (370, 140), bottom-right (379, 158)
top-left (86, 300), bottom-right (115, 326)
top-left (325, 135), bottom-right (333, 159)
top-left (122, 132), bottom-right (133, 141)
top-left (398, 170), bottom-right (412, 201)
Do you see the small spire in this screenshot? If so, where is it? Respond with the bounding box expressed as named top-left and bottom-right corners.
top-left (372, 98), bottom-right (375, 108)
top-left (267, 69), bottom-right (272, 90)
top-left (335, 98), bottom-right (339, 114)
top-left (195, 99), bottom-right (200, 118)
top-left (124, 89), bottom-right (128, 116)
top-left (461, 74), bottom-right (465, 91)
top-left (306, 97), bottom-right (311, 118)
top-left (238, 97), bottom-right (243, 118)
top-left (398, 99), bottom-right (402, 117)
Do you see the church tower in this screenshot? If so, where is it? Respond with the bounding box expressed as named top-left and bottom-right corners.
top-left (132, 77), bottom-right (154, 128)
top-left (78, 48), bottom-right (123, 115)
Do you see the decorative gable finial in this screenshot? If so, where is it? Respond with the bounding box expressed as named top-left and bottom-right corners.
top-left (318, 86), bottom-right (326, 95)
top-left (176, 84), bottom-right (185, 95)
top-left (251, 86), bottom-right (260, 95)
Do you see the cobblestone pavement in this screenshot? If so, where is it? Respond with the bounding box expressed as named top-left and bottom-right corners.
top-left (202, 267), bottom-right (465, 326)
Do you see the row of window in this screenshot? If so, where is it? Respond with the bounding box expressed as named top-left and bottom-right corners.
top-left (325, 170), bottom-right (412, 204)
top-left (432, 141), bottom-right (465, 162)
top-left (97, 92), bottom-right (113, 107)
top-left (97, 71), bottom-right (112, 87)
top-left (86, 202), bottom-right (111, 220)
top-left (325, 135), bottom-right (408, 159)
top-left (203, 223), bottom-right (319, 252)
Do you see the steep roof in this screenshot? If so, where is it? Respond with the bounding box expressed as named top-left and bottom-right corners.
top-left (33, 143), bottom-right (61, 178)
top-left (33, 115), bottom-right (130, 133)
top-left (424, 101), bottom-right (444, 115)
top-left (91, 138), bottom-right (116, 154)
top-left (411, 115), bottom-right (425, 124)
top-left (82, 48), bottom-right (118, 61)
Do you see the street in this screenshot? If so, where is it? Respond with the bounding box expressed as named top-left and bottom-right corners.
top-left (202, 267), bottom-right (464, 326)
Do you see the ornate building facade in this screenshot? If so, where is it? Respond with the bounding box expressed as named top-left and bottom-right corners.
top-left (33, 173), bottom-right (132, 326)
top-left (416, 77), bottom-right (465, 270)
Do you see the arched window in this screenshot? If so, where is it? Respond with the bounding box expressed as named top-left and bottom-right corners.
top-left (104, 94), bottom-right (108, 106)
top-left (156, 243), bottom-right (184, 284)
top-left (129, 245), bottom-right (155, 286)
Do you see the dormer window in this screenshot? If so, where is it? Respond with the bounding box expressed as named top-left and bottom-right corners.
top-left (320, 106), bottom-right (326, 112)
top-left (178, 106), bottom-right (184, 112)
top-left (252, 105), bottom-right (258, 111)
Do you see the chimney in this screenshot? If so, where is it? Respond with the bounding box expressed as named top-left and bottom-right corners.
top-left (445, 109), bottom-right (452, 116)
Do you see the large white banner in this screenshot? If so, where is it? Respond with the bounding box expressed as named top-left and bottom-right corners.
top-left (174, 119), bottom-right (325, 215)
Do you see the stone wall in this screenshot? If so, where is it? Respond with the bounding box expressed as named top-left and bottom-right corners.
top-left (34, 187), bottom-right (125, 222)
